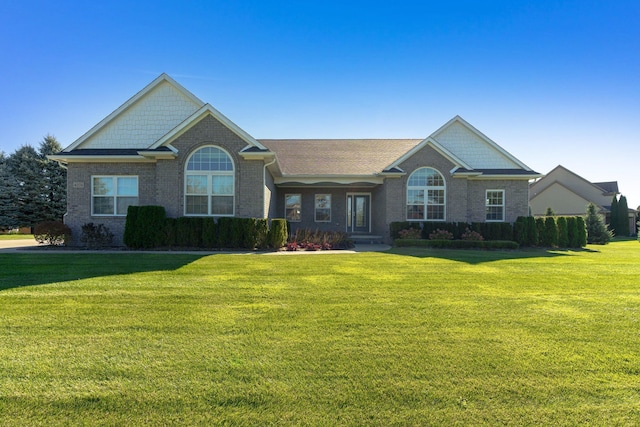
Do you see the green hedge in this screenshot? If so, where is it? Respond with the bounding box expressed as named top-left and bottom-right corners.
top-left (123, 207), bottom-right (287, 250)
top-left (395, 239), bottom-right (519, 250)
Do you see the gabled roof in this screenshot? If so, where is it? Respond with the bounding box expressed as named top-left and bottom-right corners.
top-left (64, 73), bottom-right (204, 151)
top-left (529, 165), bottom-right (619, 211)
top-left (151, 103), bottom-right (268, 152)
top-left (385, 115), bottom-right (538, 178)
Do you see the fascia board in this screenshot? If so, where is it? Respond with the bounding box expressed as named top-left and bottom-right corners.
top-left (64, 73), bottom-right (204, 152)
top-left (47, 155), bottom-right (155, 163)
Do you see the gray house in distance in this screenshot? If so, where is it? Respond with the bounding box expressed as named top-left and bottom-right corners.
top-left (50, 74), bottom-right (541, 245)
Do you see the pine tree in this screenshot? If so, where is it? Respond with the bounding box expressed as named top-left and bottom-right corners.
top-left (0, 155), bottom-right (20, 229)
top-left (617, 195), bottom-right (630, 237)
top-left (5, 137), bottom-right (66, 227)
top-left (609, 195), bottom-right (619, 235)
top-left (37, 135), bottom-right (66, 222)
top-left (585, 203), bottom-right (613, 244)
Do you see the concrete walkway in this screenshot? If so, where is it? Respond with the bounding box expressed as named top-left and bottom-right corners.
top-left (0, 238), bottom-right (390, 254)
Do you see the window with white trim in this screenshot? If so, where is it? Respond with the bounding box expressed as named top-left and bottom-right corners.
top-left (92, 176), bottom-right (138, 216)
top-left (407, 167), bottom-right (445, 221)
top-left (315, 194), bottom-right (331, 222)
top-left (486, 190), bottom-right (505, 221)
top-left (285, 194), bottom-right (301, 222)
top-left (185, 146), bottom-right (234, 216)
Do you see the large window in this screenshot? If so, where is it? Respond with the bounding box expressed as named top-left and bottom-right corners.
top-left (285, 194), bottom-right (301, 222)
top-left (185, 146), bottom-right (234, 216)
top-left (315, 194), bottom-right (331, 222)
top-left (486, 190), bottom-right (505, 221)
top-left (92, 176), bottom-right (138, 216)
top-left (407, 167), bottom-right (445, 221)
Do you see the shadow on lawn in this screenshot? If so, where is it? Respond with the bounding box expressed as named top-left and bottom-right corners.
top-left (385, 246), bottom-right (586, 264)
top-left (0, 253), bottom-right (208, 291)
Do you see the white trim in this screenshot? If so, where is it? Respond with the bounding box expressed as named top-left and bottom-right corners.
top-left (274, 175), bottom-right (384, 186)
top-left (406, 167), bottom-right (447, 222)
top-left (485, 189), bottom-right (505, 222)
top-left (91, 175), bottom-right (139, 216)
top-left (314, 194), bottom-right (332, 223)
top-left (285, 193), bottom-right (302, 223)
top-left (385, 137), bottom-right (471, 172)
top-left (183, 145), bottom-right (236, 217)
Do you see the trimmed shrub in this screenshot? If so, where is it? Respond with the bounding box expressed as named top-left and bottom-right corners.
top-left (268, 218), bottom-right (288, 249)
top-left (514, 216), bottom-right (527, 246)
top-left (394, 239), bottom-right (518, 250)
top-left (428, 229), bottom-right (453, 240)
top-left (535, 218), bottom-right (545, 245)
top-left (576, 216), bottom-right (587, 247)
top-left (461, 228), bottom-right (484, 241)
top-left (566, 217), bottom-right (579, 248)
top-left (139, 206), bottom-right (166, 248)
top-left (556, 217), bottom-right (569, 248)
top-left (398, 228), bottom-right (422, 239)
top-left (177, 217), bottom-right (203, 247)
top-left (216, 217), bottom-right (232, 248)
top-left (80, 223), bottom-right (114, 249)
top-left (541, 216), bottom-right (558, 247)
top-left (34, 221), bottom-right (71, 246)
top-left (123, 206), bottom-right (166, 248)
top-left (163, 218), bottom-right (177, 247)
top-left (526, 216), bottom-right (538, 246)
top-left (255, 219), bottom-right (269, 249)
top-left (123, 205), bottom-right (139, 248)
top-left (202, 218), bottom-right (217, 248)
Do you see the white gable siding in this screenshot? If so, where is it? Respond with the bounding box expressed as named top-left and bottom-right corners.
top-left (433, 122), bottom-right (519, 169)
top-left (79, 81), bottom-right (201, 149)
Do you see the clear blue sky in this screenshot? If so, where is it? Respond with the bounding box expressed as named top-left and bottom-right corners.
top-left (1, 0), bottom-right (638, 208)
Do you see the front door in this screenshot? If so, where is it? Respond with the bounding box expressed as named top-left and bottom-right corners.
top-left (347, 194), bottom-right (370, 234)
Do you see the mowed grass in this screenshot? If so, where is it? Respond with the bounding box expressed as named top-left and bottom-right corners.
top-left (1, 242), bottom-right (639, 425)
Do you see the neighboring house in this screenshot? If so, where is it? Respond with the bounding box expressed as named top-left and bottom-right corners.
top-left (529, 165), bottom-right (637, 232)
top-left (49, 73), bottom-right (541, 245)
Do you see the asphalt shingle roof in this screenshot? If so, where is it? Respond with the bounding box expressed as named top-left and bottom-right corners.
top-left (259, 139), bottom-right (423, 175)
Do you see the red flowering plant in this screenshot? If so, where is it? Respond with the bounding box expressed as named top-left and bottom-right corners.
top-left (461, 228), bottom-right (484, 241)
top-left (428, 229), bottom-right (454, 240)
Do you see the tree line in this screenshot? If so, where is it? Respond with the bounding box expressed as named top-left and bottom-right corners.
top-left (0, 135), bottom-right (66, 230)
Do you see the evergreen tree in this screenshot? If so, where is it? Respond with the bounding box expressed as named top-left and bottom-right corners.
top-left (0, 155), bottom-right (20, 229)
top-left (566, 216), bottom-right (580, 248)
top-left (617, 195), bottom-right (630, 237)
top-left (545, 207), bottom-right (555, 216)
top-left (609, 195), bottom-right (619, 235)
top-left (585, 203), bottom-right (613, 244)
top-left (4, 136), bottom-right (66, 227)
top-left (542, 216), bottom-right (558, 247)
top-left (576, 216), bottom-right (587, 247)
top-left (557, 216), bottom-right (569, 248)
top-left (6, 145), bottom-right (42, 227)
top-left (37, 135), bottom-right (66, 223)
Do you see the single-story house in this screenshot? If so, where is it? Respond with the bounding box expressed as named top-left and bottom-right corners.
top-left (529, 165), bottom-right (637, 233)
top-left (50, 73), bottom-right (541, 245)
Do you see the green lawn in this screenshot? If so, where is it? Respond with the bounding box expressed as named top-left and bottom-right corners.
top-left (0, 234), bottom-right (34, 240)
top-left (1, 242), bottom-right (639, 425)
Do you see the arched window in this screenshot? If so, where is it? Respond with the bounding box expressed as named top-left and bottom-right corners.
top-left (407, 167), bottom-right (445, 221)
top-left (185, 146), bottom-right (234, 216)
